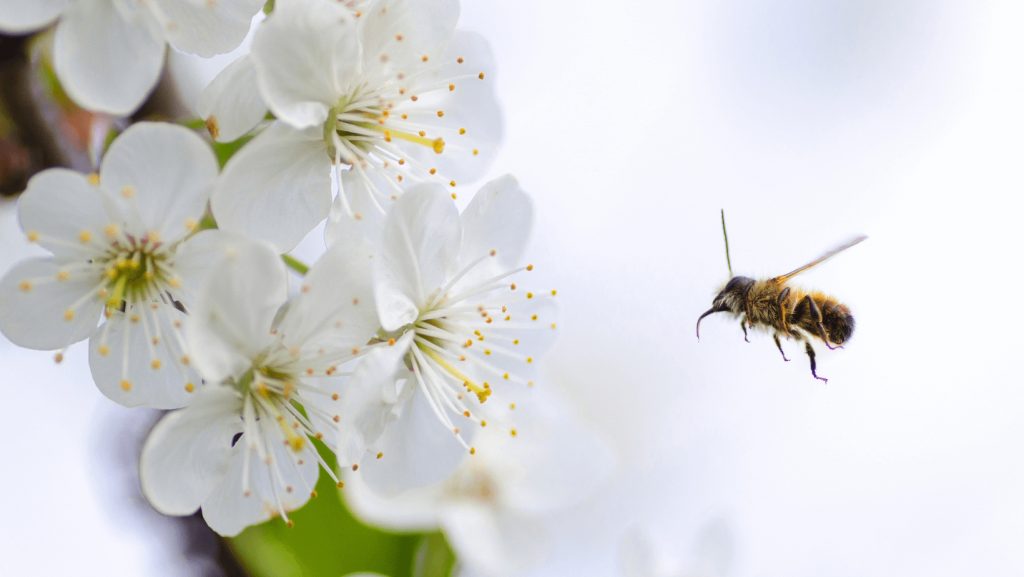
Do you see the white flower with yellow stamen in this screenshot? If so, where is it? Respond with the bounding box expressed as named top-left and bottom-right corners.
top-left (209, 0), bottom-right (502, 251)
top-left (141, 237), bottom-right (380, 536)
top-left (335, 176), bottom-right (557, 494)
top-left (0, 122), bottom-right (226, 409)
top-left (0, 0), bottom-right (264, 116)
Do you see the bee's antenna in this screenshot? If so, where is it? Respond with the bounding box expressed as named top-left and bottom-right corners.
top-left (720, 209), bottom-right (733, 278)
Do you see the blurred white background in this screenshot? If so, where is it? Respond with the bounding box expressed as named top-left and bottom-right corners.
top-left (5, 0), bottom-right (1024, 575)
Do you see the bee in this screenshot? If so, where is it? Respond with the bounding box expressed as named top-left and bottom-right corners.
top-left (696, 210), bottom-right (866, 383)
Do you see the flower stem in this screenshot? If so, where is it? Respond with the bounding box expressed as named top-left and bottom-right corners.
top-left (281, 254), bottom-right (310, 276)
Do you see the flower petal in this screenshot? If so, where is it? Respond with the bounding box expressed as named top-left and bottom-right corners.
top-left (343, 470), bottom-right (444, 531)
top-left (0, 258), bottom-right (103, 350)
top-left (324, 167), bottom-right (397, 248)
top-left (358, 0), bottom-right (460, 71)
top-left (151, 0), bottom-right (262, 57)
top-left (278, 238), bottom-right (378, 353)
top-left (334, 333), bottom-right (414, 467)
top-left (17, 169), bottom-right (111, 259)
top-left (89, 306), bottom-right (200, 409)
top-left (212, 122), bottom-right (331, 252)
top-left (139, 386), bottom-right (242, 516)
top-left (171, 229), bottom-right (253, 304)
top-left (100, 122), bottom-right (218, 244)
top-left (359, 381), bottom-right (469, 495)
top-left (375, 184), bottom-right (461, 330)
top-left (459, 175), bottom-right (533, 272)
top-left (202, 422), bottom-right (319, 536)
top-left (440, 505), bottom-right (548, 576)
top-left (197, 55), bottom-right (268, 142)
top-left (54, 0), bottom-right (165, 115)
top-left (0, 0), bottom-right (67, 33)
top-left (250, 0), bottom-right (359, 129)
top-left (185, 240), bottom-right (287, 384)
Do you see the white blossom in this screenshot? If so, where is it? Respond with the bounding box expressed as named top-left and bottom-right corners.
top-left (140, 237), bottom-right (380, 536)
top-left (0, 122), bottom-right (224, 408)
top-left (0, 0), bottom-right (263, 115)
top-left (208, 0), bottom-right (502, 251)
top-left (345, 389), bottom-right (613, 577)
top-left (334, 176), bottom-right (557, 494)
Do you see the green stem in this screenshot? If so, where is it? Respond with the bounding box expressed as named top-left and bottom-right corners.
top-left (282, 254), bottom-right (310, 276)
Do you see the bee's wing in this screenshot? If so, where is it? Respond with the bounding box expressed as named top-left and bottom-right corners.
top-left (771, 235), bottom-right (867, 282)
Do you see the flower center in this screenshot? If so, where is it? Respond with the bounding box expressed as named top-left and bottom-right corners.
top-left (324, 92), bottom-right (446, 164)
top-left (98, 235), bottom-right (173, 313)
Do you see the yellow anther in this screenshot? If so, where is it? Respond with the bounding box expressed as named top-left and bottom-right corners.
top-left (288, 435), bottom-right (306, 452)
top-left (469, 447), bottom-right (477, 455)
top-left (421, 55), bottom-right (429, 62)
top-left (526, 264), bottom-right (535, 271)
top-left (551, 289), bottom-right (558, 296)
top-left (388, 338), bottom-right (396, 346)
top-left (436, 110), bottom-right (445, 118)
top-left (449, 180), bottom-right (457, 187)
top-left (98, 345), bottom-right (110, 357)
top-left (185, 218), bottom-right (198, 231)
top-left (104, 224), bottom-right (119, 238)
top-left (26, 231), bottom-right (39, 243)
top-left (459, 128), bottom-right (466, 135)
top-left (480, 420), bottom-right (488, 428)
top-left (120, 380), bottom-right (132, 391)
top-left (87, 173), bottom-right (100, 186)
top-left (448, 83), bottom-right (455, 92)
top-left (478, 72), bottom-right (486, 80)
top-left (18, 280), bottom-right (31, 292)
top-left (510, 428), bottom-right (518, 437)
top-left (63, 309), bottom-right (75, 321)
top-left (457, 56), bottom-right (465, 64)
top-left (531, 314), bottom-right (538, 321)
top-left (120, 185), bottom-right (135, 198)
top-left (79, 230), bottom-right (92, 243)
top-left (432, 138), bottom-right (445, 154)
top-left (150, 359), bottom-right (162, 370)
top-left (526, 292), bottom-right (534, 299)
top-left (473, 148), bottom-right (480, 156)
top-left (205, 117), bottom-right (220, 140)
top-left (526, 357), bottom-right (533, 364)
top-left (509, 403), bottom-right (517, 410)
top-left (376, 452), bottom-right (384, 460)
top-left (185, 382), bottom-right (195, 393)
top-left (503, 372), bottom-right (510, 380)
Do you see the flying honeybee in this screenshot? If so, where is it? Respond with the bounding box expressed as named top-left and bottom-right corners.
top-left (696, 210), bottom-right (866, 382)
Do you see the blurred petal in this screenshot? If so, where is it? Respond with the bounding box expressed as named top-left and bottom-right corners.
top-left (440, 504), bottom-right (547, 576)
top-left (54, 0), bottom-right (164, 115)
top-left (100, 122), bottom-right (218, 243)
top-left (139, 386), bottom-right (242, 516)
top-left (197, 55), bottom-right (267, 142)
top-left (0, 0), bottom-right (67, 33)
top-left (0, 258), bottom-right (103, 350)
top-left (343, 469), bottom-right (444, 532)
top-left (359, 0), bottom-right (460, 71)
top-left (251, 0), bottom-right (359, 128)
top-left (185, 240), bottom-right (287, 383)
top-left (375, 184), bottom-right (461, 330)
top-left (212, 122), bottom-right (331, 252)
top-left (152, 0), bottom-right (262, 57)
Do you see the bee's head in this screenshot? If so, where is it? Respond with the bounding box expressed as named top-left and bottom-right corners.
top-left (697, 276), bottom-right (754, 340)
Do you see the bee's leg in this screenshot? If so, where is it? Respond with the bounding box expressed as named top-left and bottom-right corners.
top-left (799, 295), bottom-right (841, 350)
top-left (777, 287), bottom-right (791, 331)
top-left (804, 341), bottom-right (828, 383)
top-left (773, 333), bottom-right (790, 361)
top-left (740, 316), bottom-right (750, 343)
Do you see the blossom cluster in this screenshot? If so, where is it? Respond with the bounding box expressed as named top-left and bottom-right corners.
top-left (0, 0), bottom-right (607, 573)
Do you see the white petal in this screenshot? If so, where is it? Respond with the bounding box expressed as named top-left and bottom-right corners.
top-left (440, 505), bottom-right (548, 576)
top-left (358, 0), bottom-right (460, 71)
top-left (251, 0), bottom-right (359, 129)
top-left (151, 0), bottom-right (262, 57)
top-left (197, 55), bottom-right (268, 142)
top-left (334, 334), bottom-right (413, 467)
top-left (139, 386), bottom-right (243, 517)
top-left (459, 175), bottom-right (533, 271)
top-left (360, 383), bottom-right (469, 495)
top-left (278, 238), bottom-right (378, 353)
top-left (170, 229), bottom-right (253, 304)
top-left (100, 122), bottom-right (218, 244)
top-left (17, 169), bottom-right (111, 259)
top-left (212, 122), bottom-right (331, 252)
top-left (202, 422), bottom-right (319, 536)
top-left (0, 258), bottom-right (103, 350)
top-left (401, 31), bottom-right (502, 183)
top-left (375, 184), bottom-right (461, 330)
top-left (501, 392), bottom-right (615, 515)
top-left (343, 470), bottom-right (444, 532)
top-left (89, 307), bottom-right (200, 409)
top-left (0, 0), bottom-right (67, 33)
top-left (54, 0), bottom-right (165, 115)
top-left (185, 240), bottom-right (287, 383)
top-left (324, 167), bottom-right (395, 248)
